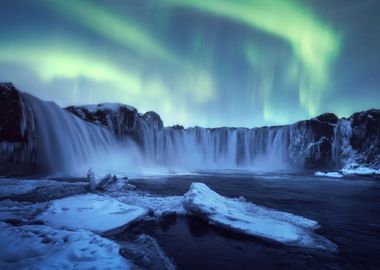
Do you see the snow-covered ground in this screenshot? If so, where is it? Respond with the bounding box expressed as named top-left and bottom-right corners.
top-left (0, 179), bottom-right (67, 197)
top-left (182, 182), bottom-right (337, 251)
top-left (39, 194), bottom-right (149, 234)
top-left (0, 222), bottom-right (132, 270)
top-left (314, 171), bottom-right (343, 178)
top-left (0, 199), bottom-right (47, 222)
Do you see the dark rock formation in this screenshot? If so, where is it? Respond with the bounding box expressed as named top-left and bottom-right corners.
top-left (0, 82), bottom-right (25, 142)
top-left (66, 104), bottom-right (163, 143)
top-left (350, 109), bottom-right (380, 167)
top-left (1, 82), bottom-right (380, 175)
top-left (0, 83), bottom-right (115, 176)
top-left (0, 83), bottom-right (37, 175)
top-left (290, 113), bottom-right (339, 169)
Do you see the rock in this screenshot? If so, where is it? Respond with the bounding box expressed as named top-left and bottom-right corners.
top-left (0, 83), bottom-right (37, 175)
top-left (87, 170), bottom-right (119, 191)
top-left (1, 82), bottom-right (380, 173)
top-left (350, 109), bottom-right (380, 167)
top-left (119, 234), bottom-right (175, 270)
top-left (87, 168), bottom-right (96, 191)
top-left (172, 124), bottom-right (184, 130)
top-left (66, 104), bottom-right (164, 143)
top-left (96, 173), bottom-right (114, 190)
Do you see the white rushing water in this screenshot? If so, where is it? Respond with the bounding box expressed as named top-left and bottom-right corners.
top-left (137, 124), bottom-right (291, 171)
top-left (19, 93), bottom-right (144, 176)
top-left (8, 92), bottom-right (358, 176)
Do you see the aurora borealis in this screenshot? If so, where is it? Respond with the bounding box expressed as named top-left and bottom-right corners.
top-left (0, 0), bottom-right (379, 127)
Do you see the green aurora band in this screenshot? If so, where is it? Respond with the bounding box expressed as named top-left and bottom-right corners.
top-left (1, 0), bottom-right (378, 127)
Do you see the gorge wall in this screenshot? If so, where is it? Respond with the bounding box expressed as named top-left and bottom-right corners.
top-left (1, 82), bottom-right (379, 176)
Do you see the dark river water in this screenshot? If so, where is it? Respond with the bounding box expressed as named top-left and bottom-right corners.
top-left (127, 171), bottom-right (380, 270)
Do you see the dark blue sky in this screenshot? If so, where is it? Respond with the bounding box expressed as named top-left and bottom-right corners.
top-left (0, 0), bottom-right (379, 127)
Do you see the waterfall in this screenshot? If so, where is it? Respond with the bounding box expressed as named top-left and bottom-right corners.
top-left (4, 84), bottom-right (356, 175)
top-left (332, 119), bottom-right (355, 167)
top-left (136, 126), bottom-right (292, 170)
top-left (19, 93), bottom-right (136, 175)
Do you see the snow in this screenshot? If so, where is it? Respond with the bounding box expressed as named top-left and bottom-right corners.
top-left (182, 183), bottom-right (336, 251)
top-left (39, 194), bottom-right (149, 234)
top-left (0, 179), bottom-right (62, 198)
top-left (0, 200), bottom-right (47, 222)
top-left (340, 163), bottom-right (380, 176)
top-left (80, 103), bottom-right (136, 113)
top-left (314, 171), bottom-right (343, 178)
top-left (115, 191), bottom-right (185, 217)
top-left (0, 222), bottom-right (132, 269)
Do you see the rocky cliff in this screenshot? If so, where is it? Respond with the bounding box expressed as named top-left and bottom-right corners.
top-left (1, 82), bottom-right (379, 175)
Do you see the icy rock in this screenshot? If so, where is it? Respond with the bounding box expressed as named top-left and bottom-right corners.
top-left (0, 200), bottom-right (47, 224)
top-left (0, 179), bottom-right (58, 198)
top-left (182, 182), bottom-right (336, 251)
top-left (97, 174), bottom-right (117, 190)
top-left (119, 234), bottom-right (175, 270)
top-left (0, 222), bottom-right (132, 269)
top-left (87, 169), bottom-right (118, 191)
top-left (87, 168), bottom-right (96, 191)
top-left (38, 194), bottom-right (149, 234)
top-left (314, 171), bottom-right (343, 178)
top-left (340, 163), bottom-right (380, 176)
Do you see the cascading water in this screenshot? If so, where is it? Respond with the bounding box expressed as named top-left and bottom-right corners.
top-left (19, 93), bottom-right (142, 175)
top-left (136, 125), bottom-right (292, 170)
top-left (332, 119), bottom-right (355, 167)
top-left (3, 81), bottom-right (379, 178)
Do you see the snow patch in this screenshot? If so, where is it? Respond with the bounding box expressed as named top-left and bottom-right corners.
top-left (0, 179), bottom-right (63, 198)
top-left (38, 194), bottom-right (149, 234)
top-left (0, 200), bottom-right (47, 222)
top-left (115, 191), bottom-right (185, 217)
top-left (0, 222), bottom-right (132, 269)
top-left (182, 183), bottom-right (336, 251)
top-left (80, 103), bottom-right (136, 113)
top-left (340, 163), bottom-right (380, 176)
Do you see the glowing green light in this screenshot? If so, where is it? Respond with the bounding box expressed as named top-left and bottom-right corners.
top-left (164, 0), bottom-right (341, 116)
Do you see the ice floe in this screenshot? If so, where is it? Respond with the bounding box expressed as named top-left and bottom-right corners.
top-left (314, 171), bottom-right (343, 178)
top-left (182, 182), bottom-right (336, 251)
top-left (0, 179), bottom-right (62, 198)
top-left (39, 194), bottom-right (149, 234)
top-left (115, 192), bottom-right (185, 217)
top-left (340, 163), bottom-right (380, 176)
top-left (0, 222), bottom-right (132, 269)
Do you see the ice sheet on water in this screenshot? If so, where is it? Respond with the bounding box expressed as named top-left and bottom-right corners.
top-left (0, 222), bottom-right (132, 270)
top-left (115, 191), bottom-right (185, 217)
top-left (314, 171), bottom-right (343, 178)
top-left (340, 163), bottom-right (380, 176)
top-left (182, 182), bottom-right (337, 251)
top-left (0, 179), bottom-right (65, 198)
top-left (38, 194), bottom-right (149, 234)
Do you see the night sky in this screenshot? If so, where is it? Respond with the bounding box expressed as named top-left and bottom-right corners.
top-left (1, 0), bottom-right (379, 127)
